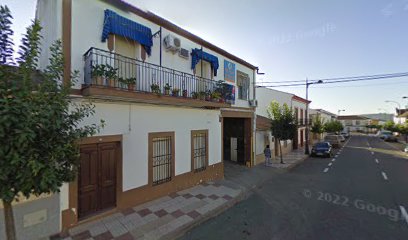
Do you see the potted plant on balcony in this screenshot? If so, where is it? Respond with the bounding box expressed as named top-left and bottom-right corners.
top-left (205, 90), bottom-right (212, 101)
top-left (211, 91), bottom-right (221, 102)
top-left (91, 64), bottom-right (106, 86)
top-left (164, 83), bottom-right (172, 95)
top-left (172, 88), bottom-right (180, 97)
top-left (151, 83), bottom-right (161, 95)
top-left (198, 91), bottom-right (206, 101)
top-left (119, 77), bottom-right (136, 91)
top-left (104, 65), bottom-right (118, 88)
top-left (191, 91), bottom-right (198, 99)
top-left (182, 89), bottom-right (188, 98)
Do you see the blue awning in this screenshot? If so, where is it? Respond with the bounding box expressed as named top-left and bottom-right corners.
top-left (101, 9), bottom-right (153, 55)
top-left (191, 48), bottom-right (219, 76)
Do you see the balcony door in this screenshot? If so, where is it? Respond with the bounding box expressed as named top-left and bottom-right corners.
top-left (114, 35), bottom-right (140, 90)
top-left (195, 60), bottom-right (212, 92)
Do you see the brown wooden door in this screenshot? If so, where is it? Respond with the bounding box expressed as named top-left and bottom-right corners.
top-left (78, 143), bottom-right (118, 219)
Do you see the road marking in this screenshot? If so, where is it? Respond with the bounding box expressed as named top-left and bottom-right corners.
top-left (328, 163), bottom-right (332, 166)
top-left (335, 155), bottom-right (339, 158)
top-left (371, 152), bottom-right (374, 155)
top-left (323, 168), bottom-right (329, 173)
top-left (400, 206), bottom-right (408, 226)
top-left (381, 172), bottom-right (388, 180)
top-left (332, 159), bottom-right (335, 162)
top-left (375, 159), bottom-right (379, 164)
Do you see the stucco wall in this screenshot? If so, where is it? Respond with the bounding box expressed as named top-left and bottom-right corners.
top-left (255, 88), bottom-right (294, 118)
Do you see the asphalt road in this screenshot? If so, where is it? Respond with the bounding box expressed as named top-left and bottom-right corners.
top-left (179, 135), bottom-right (408, 240)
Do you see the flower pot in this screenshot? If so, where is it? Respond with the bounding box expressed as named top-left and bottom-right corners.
top-left (108, 78), bottom-right (116, 88)
top-left (127, 84), bottom-right (135, 91)
top-left (205, 96), bottom-right (211, 101)
top-left (93, 76), bottom-right (104, 86)
top-left (182, 91), bottom-right (188, 98)
top-left (172, 92), bottom-right (179, 97)
top-left (199, 95), bottom-right (205, 101)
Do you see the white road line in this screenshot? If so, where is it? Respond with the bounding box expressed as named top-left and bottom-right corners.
top-left (328, 163), bottom-right (332, 166)
top-left (335, 155), bottom-right (339, 158)
top-left (375, 159), bottom-right (379, 164)
top-left (323, 168), bottom-right (329, 173)
top-left (381, 172), bottom-right (388, 180)
top-left (371, 152), bottom-right (374, 155)
top-left (332, 159), bottom-right (335, 162)
top-left (399, 206), bottom-right (408, 226)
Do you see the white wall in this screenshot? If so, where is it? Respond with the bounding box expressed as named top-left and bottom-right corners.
top-left (36, 0), bottom-right (62, 70)
top-left (255, 88), bottom-right (293, 118)
top-left (78, 101), bottom-right (222, 191)
top-left (69, 0), bottom-right (255, 107)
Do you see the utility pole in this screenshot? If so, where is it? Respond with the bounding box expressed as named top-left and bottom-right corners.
top-left (305, 78), bottom-right (310, 155)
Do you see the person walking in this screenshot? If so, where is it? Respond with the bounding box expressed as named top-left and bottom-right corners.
top-left (264, 145), bottom-right (271, 166)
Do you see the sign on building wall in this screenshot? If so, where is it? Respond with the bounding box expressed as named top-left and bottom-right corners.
top-left (224, 60), bottom-right (236, 83)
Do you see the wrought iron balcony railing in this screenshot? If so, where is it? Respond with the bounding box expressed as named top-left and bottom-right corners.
top-left (83, 48), bottom-right (233, 104)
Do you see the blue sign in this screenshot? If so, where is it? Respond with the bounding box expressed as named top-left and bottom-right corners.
top-left (224, 60), bottom-right (236, 83)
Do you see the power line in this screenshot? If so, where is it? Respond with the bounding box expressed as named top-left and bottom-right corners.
top-left (260, 80), bottom-right (408, 89)
top-left (257, 71), bottom-right (408, 84)
top-left (257, 72), bottom-right (408, 88)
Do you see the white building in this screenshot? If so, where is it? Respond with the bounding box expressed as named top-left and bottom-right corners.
top-left (255, 88), bottom-right (309, 164)
top-left (309, 109), bottom-right (337, 140)
top-left (338, 115), bottom-right (370, 133)
top-left (35, 0), bottom-right (257, 232)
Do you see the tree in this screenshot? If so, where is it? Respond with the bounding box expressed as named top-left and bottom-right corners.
top-left (383, 121), bottom-right (397, 132)
top-left (324, 120), bottom-right (343, 133)
top-left (0, 9), bottom-right (102, 240)
top-left (0, 6), bottom-right (14, 65)
top-left (310, 115), bottom-right (325, 140)
top-left (267, 101), bottom-right (297, 164)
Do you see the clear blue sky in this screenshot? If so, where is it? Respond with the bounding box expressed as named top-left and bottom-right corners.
top-left (4, 0), bottom-right (408, 115)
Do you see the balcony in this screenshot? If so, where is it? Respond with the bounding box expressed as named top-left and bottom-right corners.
top-left (82, 48), bottom-right (233, 108)
top-left (297, 118), bottom-right (310, 126)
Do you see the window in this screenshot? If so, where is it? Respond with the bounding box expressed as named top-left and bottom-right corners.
top-left (237, 71), bottom-right (250, 100)
top-left (191, 130), bottom-right (208, 172)
top-left (149, 132), bottom-right (175, 186)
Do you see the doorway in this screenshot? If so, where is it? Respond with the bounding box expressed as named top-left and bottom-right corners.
top-left (223, 118), bottom-right (251, 165)
top-left (78, 142), bottom-right (119, 219)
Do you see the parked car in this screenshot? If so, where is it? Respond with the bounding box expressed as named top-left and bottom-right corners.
top-left (404, 144), bottom-right (408, 153)
top-left (311, 142), bottom-right (333, 158)
top-left (338, 135), bottom-right (346, 142)
top-left (340, 131), bottom-right (350, 138)
top-left (384, 134), bottom-right (398, 142)
top-left (324, 135), bottom-right (341, 148)
top-left (378, 130), bottom-right (392, 139)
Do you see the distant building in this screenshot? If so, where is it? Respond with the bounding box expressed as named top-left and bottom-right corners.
top-left (338, 115), bottom-right (371, 133)
top-left (361, 113), bottom-right (393, 122)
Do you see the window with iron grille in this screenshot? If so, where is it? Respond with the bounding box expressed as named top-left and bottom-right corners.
top-left (191, 130), bottom-right (208, 172)
top-left (237, 71), bottom-right (250, 100)
top-left (150, 133), bottom-right (174, 185)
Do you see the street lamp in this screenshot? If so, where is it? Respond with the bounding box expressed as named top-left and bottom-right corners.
top-left (337, 109), bottom-right (345, 116)
top-left (305, 79), bottom-right (323, 155)
top-left (403, 96), bottom-right (408, 108)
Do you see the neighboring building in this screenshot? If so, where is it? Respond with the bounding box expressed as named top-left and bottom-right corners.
top-left (309, 109), bottom-right (337, 140)
top-left (34, 0), bottom-right (257, 234)
top-left (254, 88), bottom-right (310, 165)
top-left (338, 115), bottom-right (371, 133)
top-left (396, 109), bottom-right (408, 124)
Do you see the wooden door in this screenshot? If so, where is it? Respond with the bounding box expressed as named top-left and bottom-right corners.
top-left (78, 143), bottom-right (118, 219)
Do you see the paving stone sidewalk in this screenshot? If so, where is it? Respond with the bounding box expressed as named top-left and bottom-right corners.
top-left (53, 149), bottom-right (306, 240)
top-left (55, 182), bottom-right (241, 240)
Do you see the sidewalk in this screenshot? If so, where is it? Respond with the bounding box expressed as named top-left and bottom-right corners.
top-left (267, 147), bottom-right (309, 169)
top-left (55, 151), bottom-right (307, 240)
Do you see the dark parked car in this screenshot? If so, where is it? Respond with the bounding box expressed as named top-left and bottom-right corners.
top-left (384, 134), bottom-right (398, 142)
top-left (311, 142), bottom-right (333, 158)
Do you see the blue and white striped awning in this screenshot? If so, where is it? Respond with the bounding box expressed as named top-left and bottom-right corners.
top-left (101, 9), bottom-right (153, 55)
top-left (191, 48), bottom-right (219, 76)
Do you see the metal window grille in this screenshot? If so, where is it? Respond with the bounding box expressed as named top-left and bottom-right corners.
top-left (193, 132), bottom-right (207, 172)
top-left (152, 136), bottom-right (172, 185)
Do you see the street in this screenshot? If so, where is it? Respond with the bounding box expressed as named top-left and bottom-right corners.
top-left (179, 135), bottom-right (408, 240)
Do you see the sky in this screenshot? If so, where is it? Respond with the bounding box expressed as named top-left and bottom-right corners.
top-left (3, 0), bottom-right (408, 115)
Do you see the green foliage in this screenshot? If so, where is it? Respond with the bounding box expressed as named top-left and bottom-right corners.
top-left (366, 124), bottom-right (382, 130)
top-left (310, 115), bottom-right (325, 134)
top-left (267, 101), bottom-right (297, 141)
top-left (383, 121), bottom-right (396, 132)
top-left (0, 14), bottom-right (101, 204)
top-left (324, 120), bottom-right (343, 133)
top-left (0, 5), bottom-right (14, 65)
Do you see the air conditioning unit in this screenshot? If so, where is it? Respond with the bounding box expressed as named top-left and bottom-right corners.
top-left (249, 99), bottom-right (258, 107)
top-left (179, 48), bottom-right (189, 59)
top-left (163, 34), bottom-right (181, 52)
